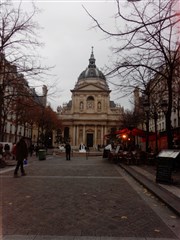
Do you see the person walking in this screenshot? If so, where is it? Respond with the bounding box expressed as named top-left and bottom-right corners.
top-left (65, 142), bottom-right (71, 160)
top-left (14, 137), bottom-right (28, 177)
top-left (0, 143), bottom-right (6, 168)
top-left (4, 143), bottom-right (11, 160)
top-left (0, 143), bottom-right (3, 158)
top-left (11, 143), bottom-right (16, 160)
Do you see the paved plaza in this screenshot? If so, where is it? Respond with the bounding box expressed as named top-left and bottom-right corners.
top-left (0, 154), bottom-right (180, 240)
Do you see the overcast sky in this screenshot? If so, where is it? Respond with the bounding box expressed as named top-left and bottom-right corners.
top-left (18, 0), bottom-right (134, 111)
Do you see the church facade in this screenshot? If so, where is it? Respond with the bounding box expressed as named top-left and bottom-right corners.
top-left (57, 49), bottom-right (124, 148)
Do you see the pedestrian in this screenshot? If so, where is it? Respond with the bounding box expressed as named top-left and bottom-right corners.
top-left (65, 142), bottom-right (71, 160)
top-left (4, 143), bottom-right (11, 160)
top-left (11, 143), bottom-right (16, 160)
top-left (0, 143), bottom-right (6, 168)
top-left (14, 137), bottom-right (28, 177)
top-left (0, 143), bottom-right (3, 157)
top-left (35, 145), bottom-right (39, 157)
top-left (29, 144), bottom-right (34, 157)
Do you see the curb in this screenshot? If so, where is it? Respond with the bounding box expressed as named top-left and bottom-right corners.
top-left (119, 163), bottom-right (180, 216)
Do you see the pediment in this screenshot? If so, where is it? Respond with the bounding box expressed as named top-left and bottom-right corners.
top-left (73, 83), bottom-right (109, 92)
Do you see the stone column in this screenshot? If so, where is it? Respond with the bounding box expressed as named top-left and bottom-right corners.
top-left (94, 125), bottom-right (97, 146)
top-left (101, 125), bottom-right (104, 146)
top-left (104, 125), bottom-right (107, 145)
top-left (83, 125), bottom-right (85, 144)
top-left (73, 125), bottom-right (76, 146)
top-left (76, 125), bottom-right (79, 146)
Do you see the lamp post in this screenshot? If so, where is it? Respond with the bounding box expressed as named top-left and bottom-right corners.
top-left (143, 99), bottom-right (150, 152)
top-left (161, 99), bottom-right (173, 149)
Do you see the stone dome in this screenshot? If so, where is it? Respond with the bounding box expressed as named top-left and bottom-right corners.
top-left (78, 48), bottom-right (106, 81)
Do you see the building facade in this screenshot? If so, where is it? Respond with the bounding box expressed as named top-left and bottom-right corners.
top-left (133, 72), bottom-right (180, 151)
top-left (57, 49), bottom-right (124, 148)
top-left (0, 53), bottom-right (48, 145)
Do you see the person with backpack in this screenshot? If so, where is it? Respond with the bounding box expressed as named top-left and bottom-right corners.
top-left (65, 142), bottom-right (71, 160)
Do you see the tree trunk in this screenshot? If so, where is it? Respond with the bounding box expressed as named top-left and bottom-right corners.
top-left (154, 114), bottom-right (158, 154)
top-left (145, 113), bottom-right (149, 152)
top-left (166, 111), bottom-right (173, 149)
top-left (166, 76), bottom-right (173, 149)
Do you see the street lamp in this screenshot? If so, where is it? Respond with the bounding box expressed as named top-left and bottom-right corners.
top-left (161, 99), bottom-right (174, 149)
top-left (143, 99), bottom-right (150, 152)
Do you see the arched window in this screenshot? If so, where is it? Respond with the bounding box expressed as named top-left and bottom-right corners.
top-left (80, 101), bottom-right (84, 111)
top-left (97, 101), bottom-right (101, 111)
top-left (87, 96), bottom-right (94, 109)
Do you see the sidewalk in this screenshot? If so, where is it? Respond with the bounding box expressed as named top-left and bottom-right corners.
top-left (1, 154), bottom-right (179, 239)
top-left (1, 153), bottom-right (180, 217)
top-left (0, 155), bottom-right (36, 174)
top-left (119, 163), bottom-right (180, 216)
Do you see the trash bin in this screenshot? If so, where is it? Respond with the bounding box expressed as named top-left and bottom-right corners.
top-left (156, 150), bottom-right (180, 183)
top-left (38, 149), bottom-right (46, 160)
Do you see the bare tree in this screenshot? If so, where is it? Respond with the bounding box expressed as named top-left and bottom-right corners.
top-left (0, 1), bottom-right (51, 141)
top-left (84, 0), bottom-right (180, 148)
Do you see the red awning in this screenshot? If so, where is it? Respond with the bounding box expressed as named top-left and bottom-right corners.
top-left (131, 128), bottom-right (146, 137)
top-left (115, 128), bottom-right (130, 135)
top-left (115, 128), bottom-right (146, 137)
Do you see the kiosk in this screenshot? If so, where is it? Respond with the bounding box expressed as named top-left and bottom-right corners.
top-left (156, 150), bottom-right (180, 184)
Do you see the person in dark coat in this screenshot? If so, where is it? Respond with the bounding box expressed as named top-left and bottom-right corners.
top-left (65, 142), bottom-right (71, 160)
top-left (0, 143), bottom-right (6, 168)
top-left (4, 143), bottom-right (11, 160)
top-left (0, 143), bottom-right (3, 157)
top-left (14, 138), bottom-right (28, 177)
top-left (11, 143), bottom-right (16, 160)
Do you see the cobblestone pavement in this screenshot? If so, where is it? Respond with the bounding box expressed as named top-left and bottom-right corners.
top-left (0, 155), bottom-right (180, 240)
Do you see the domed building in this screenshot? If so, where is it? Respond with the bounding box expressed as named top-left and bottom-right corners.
top-left (57, 48), bottom-right (124, 148)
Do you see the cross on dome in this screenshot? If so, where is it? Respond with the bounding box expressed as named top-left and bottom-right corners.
top-left (89, 46), bottom-right (96, 68)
